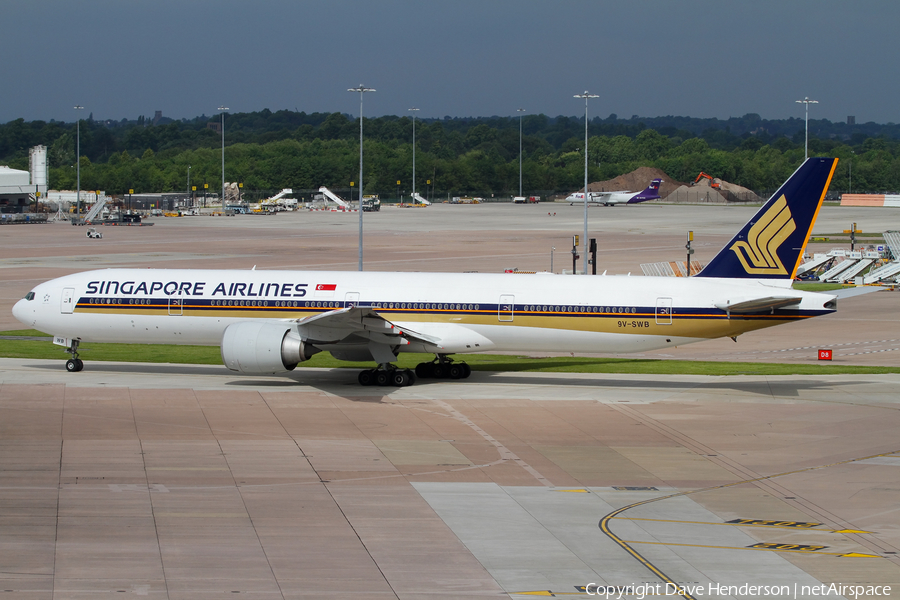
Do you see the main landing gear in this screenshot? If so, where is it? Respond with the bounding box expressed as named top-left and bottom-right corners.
top-left (414, 355), bottom-right (472, 380)
top-left (357, 364), bottom-right (417, 387)
top-left (64, 339), bottom-right (84, 372)
top-left (356, 355), bottom-right (473, 387)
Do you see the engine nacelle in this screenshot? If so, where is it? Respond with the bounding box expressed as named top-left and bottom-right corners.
top-left (220, 321), bottom-right (316, 374)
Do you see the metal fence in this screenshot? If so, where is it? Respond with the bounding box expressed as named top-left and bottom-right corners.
top-left (0, 213), bottom-right (48, 224)
top-left (660, 189), bottom-right (767, 204)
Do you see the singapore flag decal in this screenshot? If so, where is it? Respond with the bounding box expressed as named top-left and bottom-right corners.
top-left (315, 283), bottom-right (337, 298)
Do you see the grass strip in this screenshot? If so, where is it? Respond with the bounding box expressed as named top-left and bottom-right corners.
top-left (792, 283), bottom-right (848, 292)
top-left (1, 330), bottom-right (896, 376)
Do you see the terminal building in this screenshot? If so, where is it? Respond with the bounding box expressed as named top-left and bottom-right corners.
top-left (0, 146), bottom-right (48, 213)
top-left (122, 193), bottom-right (194, 212)
top-left (1, 145), bottom-right (217, 216)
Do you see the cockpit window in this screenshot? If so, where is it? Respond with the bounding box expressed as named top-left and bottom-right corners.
top-left (25, 292), bottom-right (35, 301)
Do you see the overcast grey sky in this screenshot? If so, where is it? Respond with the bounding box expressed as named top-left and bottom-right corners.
top-left (3, 1), bottom-right (897, 124)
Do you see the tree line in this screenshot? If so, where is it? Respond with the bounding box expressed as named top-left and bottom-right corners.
top-left (1, 111), bottom-right (898, 198)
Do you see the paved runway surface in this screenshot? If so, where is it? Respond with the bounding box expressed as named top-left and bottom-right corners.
top-left (2, 203), bottom-right (899, 598)
top-left (2, 360), bottom-right (900, 598)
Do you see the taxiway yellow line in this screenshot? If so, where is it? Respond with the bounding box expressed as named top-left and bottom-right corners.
top-left (621, 539), bottom-right (879, 558)
top-left (598, 445), bottom-right (899, 599)
top-left (623, 516), bottom-right (873, 535)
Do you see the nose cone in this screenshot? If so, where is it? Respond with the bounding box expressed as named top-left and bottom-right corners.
top-left (12, 298), bottom-right (26, 324)
top-left (12, 297), bottom-right (34, 327)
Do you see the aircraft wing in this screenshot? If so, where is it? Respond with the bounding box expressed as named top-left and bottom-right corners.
top-left (294, 306), bottom-right (443, 347)
top-left (714, 296), bottom-right (803, 315)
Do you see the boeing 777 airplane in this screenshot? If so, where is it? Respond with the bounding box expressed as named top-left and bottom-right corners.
top-left (567, 178), bottom-right (662, 206)
top-left (13, 158), bottom-right (838, 386)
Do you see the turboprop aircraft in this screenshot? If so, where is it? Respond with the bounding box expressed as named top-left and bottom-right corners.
top-left (567, 178), bottom-right (662, 206)
top-left (13, 158), bottom-right (838, 387)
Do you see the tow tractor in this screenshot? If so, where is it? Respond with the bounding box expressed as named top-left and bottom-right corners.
top-left (86, 228), bottom-right (102, 239)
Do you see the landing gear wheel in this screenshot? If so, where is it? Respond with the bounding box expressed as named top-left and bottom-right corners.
top-left (64, 339), bottom-right (83, 372)
top-left (415, 362), bottom-right (433, 378)
top-left (392, 370), bottom-right (410, 387)
top-left (415, 358), bottom-right (468, 382)
top-left (375, 370), bottom-right (391, 386)
top-left (358, 369), bottom-right (375, 386)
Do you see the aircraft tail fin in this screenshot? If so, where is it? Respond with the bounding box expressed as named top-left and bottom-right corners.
top-left (696, 157), bottom-right (838, 280)
top-left (627, 179), bottom-right (662, 203)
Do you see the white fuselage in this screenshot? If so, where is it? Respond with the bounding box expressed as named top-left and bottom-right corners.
top-left (566, 191), bottom-right (637, 205)
top-left (13, 268), bottom-right (836, 358)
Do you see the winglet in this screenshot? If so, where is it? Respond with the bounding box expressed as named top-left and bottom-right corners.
top-left (697, 158), bottom-right (838, 279)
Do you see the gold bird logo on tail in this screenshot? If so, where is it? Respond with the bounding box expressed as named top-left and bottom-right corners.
top-left (729, 195), bottom-right (795, 275)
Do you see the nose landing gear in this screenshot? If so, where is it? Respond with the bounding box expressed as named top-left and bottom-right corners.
top-left (64, 339), bottom-right (84, 372)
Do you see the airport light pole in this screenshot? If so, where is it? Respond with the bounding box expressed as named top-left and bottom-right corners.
top-left (517, 108), bottom-right (526, 197)
top-left (849, 151), bottom-right (854, 194)
top-left (574, 91), bottom-right (598, 275)
top-left (409, 108), bottom-right (419, 201)
top-left (795, 97), bottom-right (818, 161)
top-left (218, 106), bottom-right (229, 208)
top-left (349, 85), bottom-right (375, 271)
top-left (74, 105), bottom-right (84, 218)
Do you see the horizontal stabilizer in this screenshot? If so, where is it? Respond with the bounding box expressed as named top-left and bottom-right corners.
top-left (714, 296), bottom-right (802, 314)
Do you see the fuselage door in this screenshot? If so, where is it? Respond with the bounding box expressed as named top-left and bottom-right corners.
top-left (61, 288), bottom-right (75, 314)
top-left (655, 297), bottom-right (673, 325)
top-left (168, 290), bottom-right (183, 316)
top-left (499, 294), bottom-right (515, 322)
top-left (344, 292), bottom-right (360, 308)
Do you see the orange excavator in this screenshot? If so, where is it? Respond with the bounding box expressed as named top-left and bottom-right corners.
top-left (692, 172), bottom-right (721, 188)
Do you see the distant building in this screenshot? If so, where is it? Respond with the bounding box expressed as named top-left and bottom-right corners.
top-left (0, 146), bottom-right (48, 213)
top-left (847, 116), bottom-right (856, 125)
top-left (124, 193), bottom-right (194, 211)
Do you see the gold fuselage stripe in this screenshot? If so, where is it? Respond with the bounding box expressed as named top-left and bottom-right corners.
top-left (75, 303), bottom-right (821, 340)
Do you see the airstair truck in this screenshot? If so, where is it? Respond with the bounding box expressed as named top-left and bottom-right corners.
top-left (318, 186), bottom-right (350, 208)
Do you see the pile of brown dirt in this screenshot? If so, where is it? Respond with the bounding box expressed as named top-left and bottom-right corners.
top-left (566, 166), bottom-right (763, 203)
top-left (664, 185), bottom-right (730, 203)
top-left (586, 167), bottom-right (683, 197)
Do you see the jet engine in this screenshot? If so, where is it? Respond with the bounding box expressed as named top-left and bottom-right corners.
top-left (221, 321), bottom-right (317, 374)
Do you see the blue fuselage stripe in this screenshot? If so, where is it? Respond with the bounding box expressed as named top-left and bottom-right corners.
top-left (74, 297), bottom-right (827, 321)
